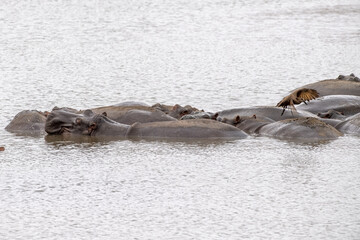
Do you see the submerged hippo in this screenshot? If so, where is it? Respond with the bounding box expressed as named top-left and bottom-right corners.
top-left (5, 110), bottom-right (48, 135)
top-left (152, 103), bottom-right (200, 119)
top-left (297, 95), bottom-right (360, 117)
top-left (335, 113), bottom-right (360, 136)
top-left (87, 106), bottom-right (177, 125)
top-left (45, 109), bottom-right (248, 140)
top-left (293, 74), bottom-right (360, 96)
top-left (216, 106), bottom-right (317, 122)
top-left (218, 114), bottom-right (274, 135)
top-left (258, 117), bottom-right (343, 141)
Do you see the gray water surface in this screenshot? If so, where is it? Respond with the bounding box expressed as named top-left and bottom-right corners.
top-left (1, 1), bottom-right (360, 239)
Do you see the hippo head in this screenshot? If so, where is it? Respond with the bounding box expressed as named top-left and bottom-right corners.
top-left (317, 110), bottom-right (345, 119)
top-left (337, 73), bottom-right (360, 82)
top-left (45, 109), bottom-right (130, 137)
top-left (169, 104), bottom-right (199, 119)
top-left (217, 115), bottom-right (257, 126)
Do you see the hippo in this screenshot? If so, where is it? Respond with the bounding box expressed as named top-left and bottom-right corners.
top-left (317, 110), bottom-right (346, 120)
top-left (257, 117), bottom-right (343, 141)
top-left (86, 106), bottom-right (177, 125)
top-left (335, 113), bottom-right (360, 136)
top-left (152, 103), bottom-right (200, 119)
top-left (217, 114), bottom-right (275, 135)
top-left (180, 111), bottom-right (216, 120)
top-left (5, 110), bottom-right (48, 135)
top-left (45, 109), bottom-right (248, 140)
top-left (293, 74), bottom-right (360, 96)
top-left (297, 95), bottom-right (360, 117)
top-left (217, 114), bottom-right (342, 141)
top-left (216, 106), bottom-right (318, 122)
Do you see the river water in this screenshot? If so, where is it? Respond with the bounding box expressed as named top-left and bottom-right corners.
top-left (0, 0), bottom-right (360, 239)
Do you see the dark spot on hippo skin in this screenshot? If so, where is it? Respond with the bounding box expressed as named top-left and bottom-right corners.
top-left (0, 147), bottom-right (5, 151)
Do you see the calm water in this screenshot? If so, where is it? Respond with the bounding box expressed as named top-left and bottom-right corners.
top-left (1, 0), bottom-right (360, 239)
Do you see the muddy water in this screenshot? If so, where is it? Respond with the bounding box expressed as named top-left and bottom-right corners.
top-left (1, 0), bottom-right (360, 239)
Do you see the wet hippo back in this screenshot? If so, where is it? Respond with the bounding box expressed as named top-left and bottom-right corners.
top-left (5, 110), bottom-right (47, 135)
top-left (216, 106), bottom-right (317, 122)
top-left (127, 119), bottom-right (248, 139)
top-left (335, 113), bottom-right (360, 136)
top-left (297, 95), bottom-right (360, 117)
top-left (295, 77), bottom-right (360, 96)
top-left (258, 117), bottom-right (343, 141)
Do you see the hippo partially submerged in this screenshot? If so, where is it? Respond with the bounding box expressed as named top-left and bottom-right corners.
top-left (5, 110), bottom-right (48, 135)
top-left (216, 106), bottom-right (318, 122)
top-left (335, 113), bottom-right (360, 136)
top-left (45, 109), bottom-right (247, 140)
top-left (258, 117), bottom-right (343, 141)
top-left (297, 95), bottom-right (360, 117)
top-left (217, 115), bottom-right (343, 141)
top-left (293, 73), bottom-right (360, 96)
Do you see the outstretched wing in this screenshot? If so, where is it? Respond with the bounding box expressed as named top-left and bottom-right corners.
top-left (276, 96), bottom-right (289, 107)
top-left (297, 88), bottom-right (319, 102)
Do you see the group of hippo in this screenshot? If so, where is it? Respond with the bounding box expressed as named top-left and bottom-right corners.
top-left (4, 74), bottom-right (360, 143)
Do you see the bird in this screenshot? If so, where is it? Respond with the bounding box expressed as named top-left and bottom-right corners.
top-left (276, 88), bottom-right (319, 116)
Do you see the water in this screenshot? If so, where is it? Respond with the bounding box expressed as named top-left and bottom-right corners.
top-left (1, 0), bottom-right (360, 239)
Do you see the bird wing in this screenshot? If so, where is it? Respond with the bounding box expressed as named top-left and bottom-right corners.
top-left (297, 88), bottom-right (319, 101)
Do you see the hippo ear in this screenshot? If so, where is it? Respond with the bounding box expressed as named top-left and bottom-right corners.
top-left (234, 115), bottom-right (241, 123)
top-left (337, 75), bottom-right (345, 80)
top-left (350, 73), bottom-right (355, 77)
top-left (252, 114), bottom-right (256, 119)
top-left (102, 112), bottom-right (107, 117)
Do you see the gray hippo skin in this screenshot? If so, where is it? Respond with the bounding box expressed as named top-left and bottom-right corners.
top-left (335, 113), bottom-right (360, 136)
top-left (152, 103), bottom-right (200, 119)
top-left (216, 106), bottom-right (318, 122)
top-left (293, 74), bottom-right (360, 96)
top-left (258, 117), bottom-right (343, 141)
top-left (88, 106), bottom-right (177, 125)
top-left (218, 115), bottom-right (274, 135)
top-left (5, 110), bottom-right (48, 135)
top-left (45, 109), bottom-right (247, 140)
top-left (297, 95), bottom-right (360, 117)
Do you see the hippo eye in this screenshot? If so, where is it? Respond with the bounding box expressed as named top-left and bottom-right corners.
top-left (75, 118), bottom-right (82, 125)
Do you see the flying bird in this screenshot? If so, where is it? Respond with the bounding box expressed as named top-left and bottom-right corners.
top-left (276, 88), bottom-right (319, 116)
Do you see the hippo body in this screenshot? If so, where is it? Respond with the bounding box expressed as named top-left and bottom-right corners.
top-left (216, 106), bottom-right (317, 122)
top-left (5, 110), bottom-right (47, 135)
top-left (45, 109), bottom-right (247, 140)
top-left (258, 117), bottom-right (343, 141)
top-left (294, 74), bottom-right (360, 96)
top-left (297, 95), bottom-right (360, 117)
top-left (128, 119), bottom-right (248, 140)
top-left (86, 106), bottom-right (177, 124)
top-left (335, 113), bottom-right (360, 136)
